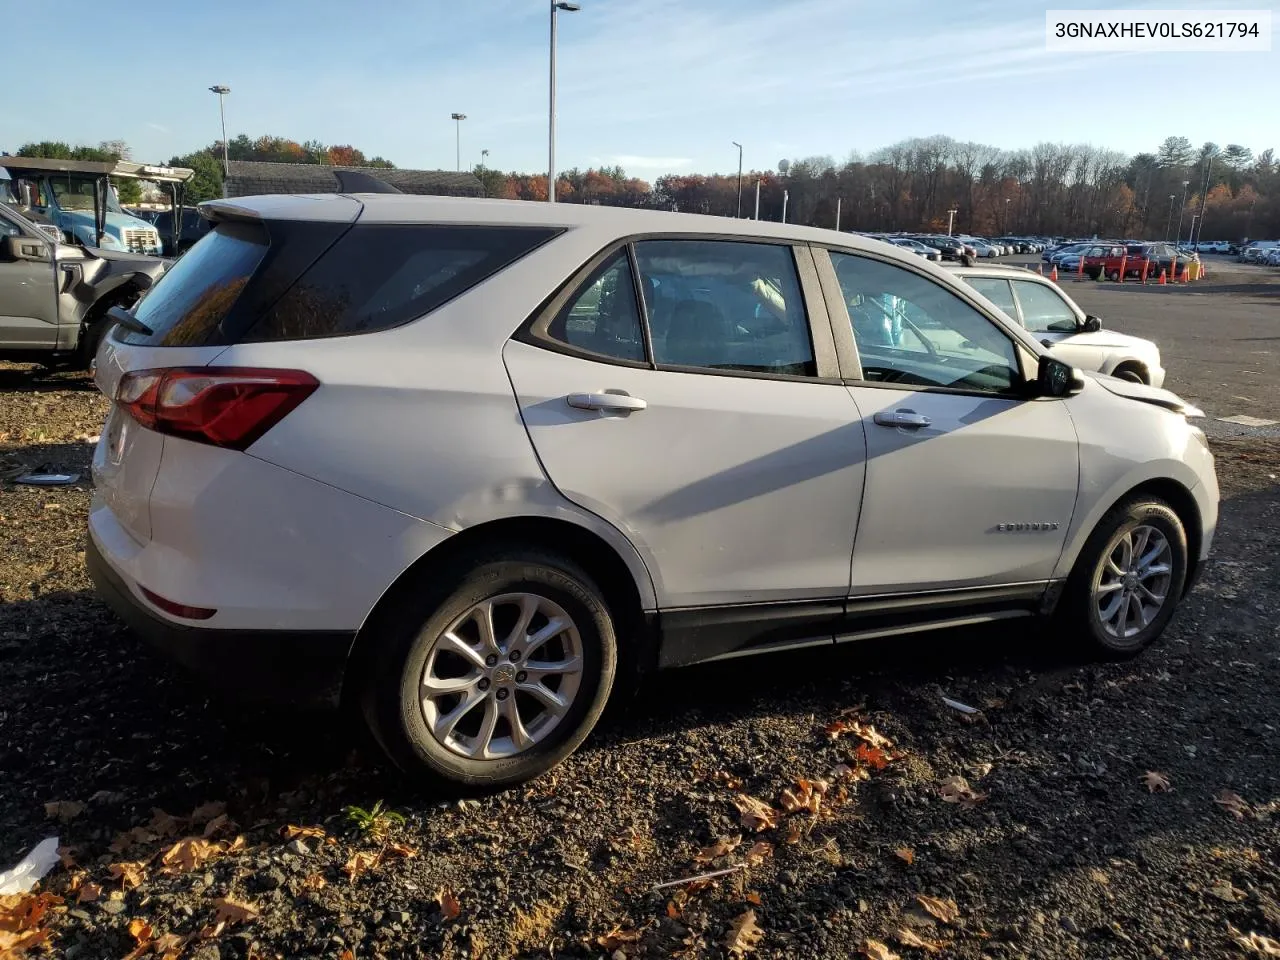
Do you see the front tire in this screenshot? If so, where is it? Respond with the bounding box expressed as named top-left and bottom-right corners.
top-left (362, 548), bottom-right (618, 789)
top-left (1057, 498), bottom-right (1188, 657)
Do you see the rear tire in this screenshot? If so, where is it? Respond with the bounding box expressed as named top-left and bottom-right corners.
top-left (1056, 498), bottom-right (1188, 658)
top-left (361, 547), bottom-right (618, 789)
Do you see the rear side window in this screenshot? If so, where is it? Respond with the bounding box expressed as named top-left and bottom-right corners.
top-left (126, 222), bottom-right (268, 346)
top-left (546, 251), bottom-right (646, 362)
top-left (246, 225), bottom-right (559, 341)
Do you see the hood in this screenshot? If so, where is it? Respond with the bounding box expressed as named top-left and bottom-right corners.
top-left (1054, 329), bottom-right (1159, 354)
top-left (59, 209), bottom-right (157, 234)
top-left (1086, 371), bottom-right (1203, 416)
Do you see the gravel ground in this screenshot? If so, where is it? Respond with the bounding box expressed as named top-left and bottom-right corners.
top-left (2, 297), bottom-right (1279, 959)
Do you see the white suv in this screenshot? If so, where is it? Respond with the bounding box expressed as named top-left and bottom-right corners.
top-left (88, 197), bottom-right (1218, 788)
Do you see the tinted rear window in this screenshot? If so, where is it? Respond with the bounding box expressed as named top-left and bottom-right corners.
top-left (245, 224), bottom-right (560, 341)
top-left (124, 221), bottom-right (268, 346)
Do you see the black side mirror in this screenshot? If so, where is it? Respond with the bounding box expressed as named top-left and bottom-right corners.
top-left (1036, 355), bottom-right (1084, 398)
top-left (1082, 314), bottom-right (1102, 332)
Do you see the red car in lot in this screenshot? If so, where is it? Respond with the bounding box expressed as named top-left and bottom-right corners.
top-left (1080, 244), bottom-right (1146, 280)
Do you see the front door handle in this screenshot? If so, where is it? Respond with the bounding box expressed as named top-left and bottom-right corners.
top-left (566, 391), bottom-right (648, 413)
top-left (873, 409), bottom-right (931, 429)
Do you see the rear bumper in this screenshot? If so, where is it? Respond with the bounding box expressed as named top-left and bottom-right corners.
top-left (87, 534), bottom-right (354, 708)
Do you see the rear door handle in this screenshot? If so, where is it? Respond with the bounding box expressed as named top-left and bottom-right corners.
top-left (566, 391), bottom-right (648, 413)
top-left (873, 409), bottom-right (931, 429)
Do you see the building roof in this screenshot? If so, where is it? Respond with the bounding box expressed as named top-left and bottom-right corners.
top-left (224, 161), bottom-right (482, 199)
top-left (0, 156), bottom-right (193, 182)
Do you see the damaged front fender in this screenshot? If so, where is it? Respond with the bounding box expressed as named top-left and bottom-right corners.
top-left (53, 246), bottom-right (167, 352)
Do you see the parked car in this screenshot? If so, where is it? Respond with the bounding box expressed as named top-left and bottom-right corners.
top-left (87, 196), bottom-right (1217, 787)
top-left (949, 264), bottom-right (1165, 386)
top-left (911, 236), bottom-right (965, 260)
top-left (0, 202), bottom-right (167, 366)
top-left (1080, 244), bottom-right (1145, 280)
top-left (886, 237), bottom-right (942, 261)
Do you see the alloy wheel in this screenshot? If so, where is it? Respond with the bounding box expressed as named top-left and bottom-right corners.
top-left (419, 593), bottom-right (584, 760)
top-left (1092, 524), bottom-right (1173, 640)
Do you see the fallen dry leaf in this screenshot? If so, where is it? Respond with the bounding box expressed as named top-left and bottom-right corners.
top-left (189, 801), bottom-right (227, 825)
top-left (915, 894), bottom-right (960, 926)
top-left (387, 842), bottom-right (418, 859)
top-left (280, 824), bottom-right (326, 842)
top-left (863, 939), bottom-right (901, 960)
top-left (597, 924), bottom-right (642, 949)
top-left (694, 835), bottom-right (742, 865)
top-left (438, 889), bottom-right (462, 921)
top-left (147, 809), bottom-right (184, 838)
top-left (723, 909), bottom-right (764, 956)
top-left (196, 921), bottom-right (226, 941)
top-left (745, 841), bottom-right (773, 866)
top-left (715, 770), bottom-right (745, 790)
top-left (1235, 931), bottom-right (1280, 955)
top-left (202, 813), bottom-right (237, 838)
top-left (212, 897), bottom-right (259, 925)
top-left (159, 837), bottom-right (220, 875)
top-left (43, 800), bottom-right (85, 822)
top-left (895, 847), bottom-right (915, 866)
top-left (57, 846), bottom-right (77, 870)
top-left (855, 743), bottom-right (892, 770)
top-left (1141, 771), bottom-right (1171, 793)
top-left (109, 861), bottom-right (146, 890)
top-left (343, 850), bottom-right (379, 882)
top-left (301, 872), bottom-right (327, 893)
top-left (784, 821), bottom-right (804, 845)
top-left (1216, 790), bottom-right (1252, 820)
top-left (778, 779), bottom-right (824, 815)
top-left (121, 918), bottom-right (155, 960)
top-left (897, 927), bottom-right (944, 952)
top-left (0, 891), bottom-right (62, 935)
top-left (75, 882), bottom-right (101, 904)
top-left (851, 721), bottom-right (894, 750)
top-left (938, 775), bottom-right (988, 807)
top-left (745, 891), bottom-right (763, 905)
top-left (732, 794), bottom-right (779, 832)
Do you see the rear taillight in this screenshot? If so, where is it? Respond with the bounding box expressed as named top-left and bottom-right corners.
top-left (116, 367), bottom-right (319, 451)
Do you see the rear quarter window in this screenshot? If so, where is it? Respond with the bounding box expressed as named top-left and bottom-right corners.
top-left (246, 224), bottom-right (561, 341)
top-left (122, 221), bottom-right (268, 346)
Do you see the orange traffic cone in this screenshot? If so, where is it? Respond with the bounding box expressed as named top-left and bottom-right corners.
top-left (1158, 268), bottom-right (1167, 284)
top-left (1050, 265), bottom-right (1059, 282)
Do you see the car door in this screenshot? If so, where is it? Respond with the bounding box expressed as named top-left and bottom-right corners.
top-left (504, 237), bottom-right (866, 662)
top-left (818, 247), bottom-right (1079, 598)
top-left (0, 208), bottom-right (60, 348)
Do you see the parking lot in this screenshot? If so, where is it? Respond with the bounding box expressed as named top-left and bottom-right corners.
top-left (1, 263), bottom-right (1278, 959)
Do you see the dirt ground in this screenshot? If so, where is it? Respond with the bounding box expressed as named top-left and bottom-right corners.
top-left (1, 262), bottom-right (1278, 960)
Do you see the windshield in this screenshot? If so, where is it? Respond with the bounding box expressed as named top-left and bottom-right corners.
top-left (49, 177), bottom-right (125, 214)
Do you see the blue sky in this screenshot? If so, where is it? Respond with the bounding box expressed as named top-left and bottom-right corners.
top-left (5, 0), bottom-right (1274, 178)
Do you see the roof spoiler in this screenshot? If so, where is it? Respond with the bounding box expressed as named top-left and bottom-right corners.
top-left (333, 171), bottom-right (403, 194)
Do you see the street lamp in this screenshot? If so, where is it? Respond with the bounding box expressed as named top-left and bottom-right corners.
top-left (947, 207), bottom-right (958, 236)
top-left (450, 113), bottom-right (467, 173)
top-left (1164, 194), bottom-right (1177, 240)
top-left (208, 85), bottom-right (230, 177)
top-left (1175, 179), bottom-right (1190, 245)
top-left (480, 148), bottom-right (490, 167)
top-left (731, 141), bottom-right (743, 218)
top-left (1004, 197), bottom-right (1012, 233)
top-left (548, 1), bottom-right (580, 203)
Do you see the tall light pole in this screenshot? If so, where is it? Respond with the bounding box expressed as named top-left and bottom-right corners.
top-left (947, 207), bottom-right (958, 236)
top-left (731, 141), bottom-right (743, 218)
top-left (1193, 153), bottom-right (1213, 250)
top-left (548, 1), bottom-right (580, 203)
top-left (1188, 214), bottom-right (1199, 249)
top-left (208, 85), bottom-right (231, 177)
top-left (450, 113), bottom-right (467, 173)
top-left (1174, 179), bottom-right (1190, 246)
top-left (1164, 194), bottom-right (1177, 240)
top-left (480, 148), bottom-right (490, 167)
top-left (1004, 197), bottom-right (1012, 233)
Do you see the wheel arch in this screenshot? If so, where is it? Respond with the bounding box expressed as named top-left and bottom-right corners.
top-left (1058, 474), bottom-right (1203, 589)
top-left (1107, 359), bottom-right (1150, 384)
top-left (342, 514), bottom-right (658, 707)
